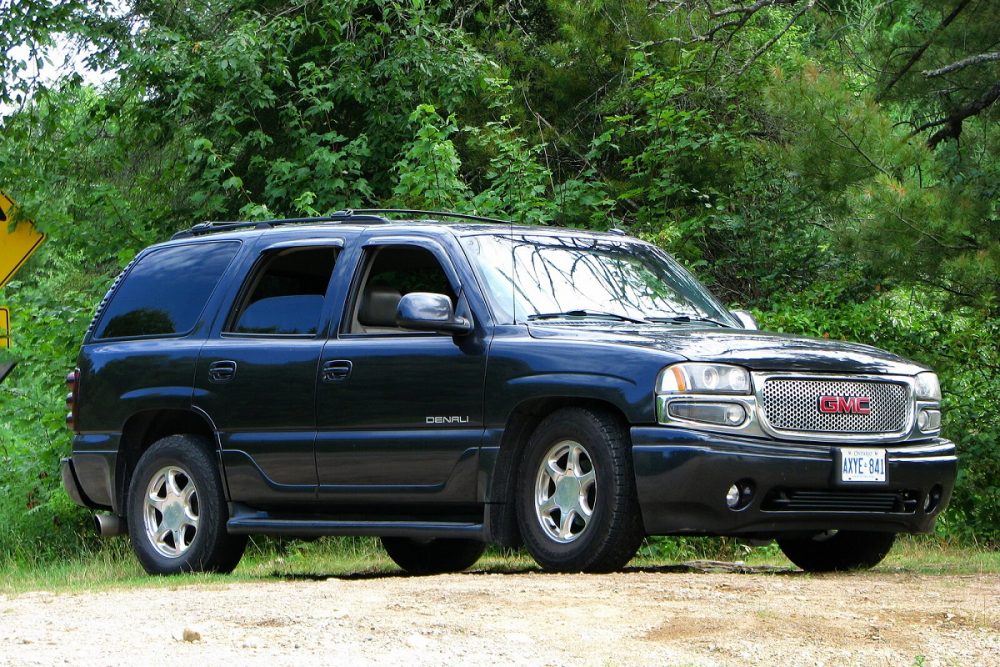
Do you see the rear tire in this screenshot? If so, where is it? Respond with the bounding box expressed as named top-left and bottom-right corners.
top-left (515, 407), bottom-right (644, 573)
top-left (381, 537), bottom-right (486, 575)
top-left (778, 530), bottom-right (896, 572)
top-left (127, 434), bottom-right (247, 575)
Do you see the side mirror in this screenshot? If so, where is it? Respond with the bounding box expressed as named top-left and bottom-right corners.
top-left (396, 292), bottom-right (473, 335)
top-left (731, 309), bottom-right (759, 330)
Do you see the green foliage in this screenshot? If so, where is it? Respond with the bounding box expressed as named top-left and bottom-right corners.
top-left (763, 60), bottom-right (1000, 315)
top-left (0, 255), bottom-right (105, 561)
top-left (117, 0), bottom-right (496, 220)
top-left (468, 118), bottom-right (555, 225)
top-left (391, 105), bottom-right (471, 210)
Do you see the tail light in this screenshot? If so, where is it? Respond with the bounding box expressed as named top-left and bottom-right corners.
top-left (66, 369), bottom-right (80, 432)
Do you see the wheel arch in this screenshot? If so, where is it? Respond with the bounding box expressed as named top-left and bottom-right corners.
top-left (484, 397), bottom-right (630, 547)
top-left (114, 408), bottom-right (220, 514)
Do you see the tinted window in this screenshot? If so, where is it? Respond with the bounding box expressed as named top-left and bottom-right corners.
top-left (96, 242), bottom-right (240, 339)
top-left (365, 246), bottom-right (455, 299)
top-left (228, 248), bottom-right (337, 335)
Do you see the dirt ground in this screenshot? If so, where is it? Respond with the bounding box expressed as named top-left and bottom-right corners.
top-left (1, 564), bottom-right (997, 666)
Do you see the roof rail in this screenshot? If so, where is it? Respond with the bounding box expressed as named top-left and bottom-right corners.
top-left (349, 209), bottom-right (512, 225)
top-left (170, 208), bottom-right (511, 240)
top-left (171, 211), bottom-right (393, 239)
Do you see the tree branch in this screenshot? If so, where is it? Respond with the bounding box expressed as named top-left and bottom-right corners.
top-left (876, 0), bottom-right (972, 102)
top-left (732, 0), bottom-right (815, 78)
top-left (922, 51), bottom-right (1000, 78)
top-left (924, 78), bottom-right (1000, 148)
top-left (887, 210), bottom-right (980, 252)
top-left (709, 0), bottom-right (796, 20)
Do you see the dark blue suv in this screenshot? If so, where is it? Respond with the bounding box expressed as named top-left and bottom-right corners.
top-left (61, 210), bottom-right (957, 575)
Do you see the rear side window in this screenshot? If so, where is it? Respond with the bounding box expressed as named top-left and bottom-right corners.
top-left (95, 242), bottom-right (240, 340)
top-left (227, 247), bottom-right (338, 336)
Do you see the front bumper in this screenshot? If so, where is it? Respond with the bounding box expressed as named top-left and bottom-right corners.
top-left (632, 427), bottom-right (957, 536)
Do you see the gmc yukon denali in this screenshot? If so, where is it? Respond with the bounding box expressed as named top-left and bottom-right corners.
top-left (61, 210), bottom-right (957, 575)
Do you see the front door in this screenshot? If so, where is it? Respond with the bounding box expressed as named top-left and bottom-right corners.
top-left (315, 240), bottom-right (488, 505)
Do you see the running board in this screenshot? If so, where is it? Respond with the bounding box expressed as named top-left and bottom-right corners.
top-left (227, 511), bottom-right (485, 539)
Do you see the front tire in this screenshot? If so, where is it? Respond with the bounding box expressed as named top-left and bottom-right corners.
top-left (127, 435), bottom-right (247, 575)
top-left (381, 537), bottom-right (486, 574)
top-left (778, 530), bottom-right (896, 572)
top-left (515, 407), bottom-right (644, 572)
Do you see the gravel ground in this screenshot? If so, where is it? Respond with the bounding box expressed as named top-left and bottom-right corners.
top-left (0, 565), bottom-right (997, 666)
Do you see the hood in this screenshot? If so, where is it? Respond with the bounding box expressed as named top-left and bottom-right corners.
top-left (526, 324), bottom-right (928, 375)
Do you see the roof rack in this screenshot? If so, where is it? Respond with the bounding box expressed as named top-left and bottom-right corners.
top-left (349, 209), bottom-right (512, 225)
top-left (170, 208), bottom-right (511, 240)
top-left (171, 211), bottom-right (390, 239)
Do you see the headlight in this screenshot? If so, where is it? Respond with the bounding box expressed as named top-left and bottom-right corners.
top-left (915, 372), bottom-right (941, 400)
top-left (657, 363), bottom-right (751, 395)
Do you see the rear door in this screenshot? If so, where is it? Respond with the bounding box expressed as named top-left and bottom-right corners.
top-left (194, 239), bottom-right (343, 505)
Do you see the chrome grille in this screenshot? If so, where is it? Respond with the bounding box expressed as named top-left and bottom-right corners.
top-left (761, 378), bottom-right (908, 435)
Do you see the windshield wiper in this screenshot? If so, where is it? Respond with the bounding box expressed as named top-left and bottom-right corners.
top-left (527, 309), bottom-right (649, 324)
top-left (647, 314), bottom-right (732, 328)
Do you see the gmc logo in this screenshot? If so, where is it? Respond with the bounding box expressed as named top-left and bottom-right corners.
top-left (818, 396), bottom-right (872, 415)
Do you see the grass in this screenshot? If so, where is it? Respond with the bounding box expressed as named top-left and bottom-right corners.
top-left (880, 535), bottom-right (1000, 573)
top-left (0, 537), bottom-right (540, 595)
top-left (1, 535), bottom-right (996, 596)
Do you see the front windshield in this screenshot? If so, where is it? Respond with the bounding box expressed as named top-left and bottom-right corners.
top-left (460, 232), bottom-right (736, 326)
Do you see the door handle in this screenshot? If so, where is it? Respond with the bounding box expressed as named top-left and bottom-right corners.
top-left (208, 360), bottom-right (238, 383)
top-left (322, 360), bottom-right (352, 383)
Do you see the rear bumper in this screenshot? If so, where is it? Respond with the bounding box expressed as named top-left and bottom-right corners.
top-left (61, 457), bottom-right (103, 509)
top-left (631, 427), bottom-right (957, 537)
top-left (61, 435), bottom-right (117, 511)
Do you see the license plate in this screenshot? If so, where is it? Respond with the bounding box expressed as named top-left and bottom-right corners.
top-left (839, 448), bottom-right (886, 483)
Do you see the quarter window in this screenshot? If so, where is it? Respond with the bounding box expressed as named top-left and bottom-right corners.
top-left (95, 241), bottom-right (240, 340)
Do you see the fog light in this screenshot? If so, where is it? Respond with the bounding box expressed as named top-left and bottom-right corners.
top-left (668, 401), bottom-right (747, 427)
top-left (725, 404), bottom-right (745, 425)
top-left (726, 484), bottom-right (741, 508)
top-left (918, 409), bottom-right (941, 432)
top-left (725, 480), bottom-right (754, 510)
top-left (923, 484), bottom-right (943, 513)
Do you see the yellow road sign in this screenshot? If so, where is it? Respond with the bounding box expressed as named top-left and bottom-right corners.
top-left (0, 307), bottom-right (8, 349)
top-left (0, 190), bottom-right (46, 290)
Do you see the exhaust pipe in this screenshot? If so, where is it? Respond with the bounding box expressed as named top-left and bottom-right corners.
top-left (94, 513), bottom-right (125, 537)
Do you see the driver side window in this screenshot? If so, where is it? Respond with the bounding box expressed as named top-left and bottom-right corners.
top-left (349, 245), bottom-right (455, 334)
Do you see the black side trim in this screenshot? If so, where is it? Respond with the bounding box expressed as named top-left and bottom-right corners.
top-left (226, 505), bottom-right (484, 539)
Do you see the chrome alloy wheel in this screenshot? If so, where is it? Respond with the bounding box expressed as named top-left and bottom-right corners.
top-left (534, 440), bottom-right (597, 543)
top-left (143, 466), bottom-right (200, 558)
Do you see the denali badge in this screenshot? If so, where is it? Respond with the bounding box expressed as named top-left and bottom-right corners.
top-left (818, 396), bottom-right (872, 415)
top-left (426, 416), bottom-right (470, 424)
